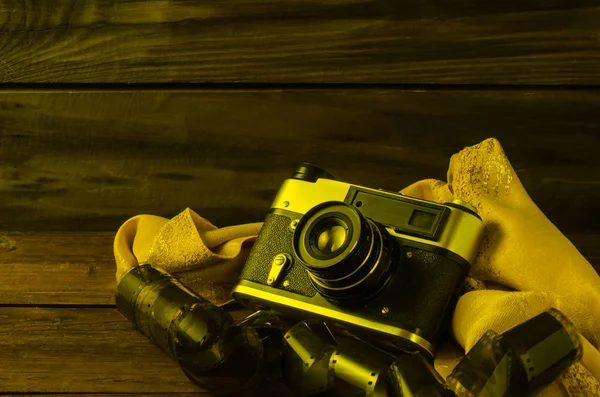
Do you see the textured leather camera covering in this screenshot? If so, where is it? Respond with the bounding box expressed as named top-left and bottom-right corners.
top-left (363, 245), bottom-right (466, 343)
top-left (240, 212), bottom-right (317, 297)
top-left (240, 212), bottom-right (467, 345)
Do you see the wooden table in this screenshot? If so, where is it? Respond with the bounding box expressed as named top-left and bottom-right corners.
top-left (0, 233), bottom-right (598, 395)
top-left (0, 232), bottom-right (202, 393)
top-left (1, 0), bottom-right (600, 395)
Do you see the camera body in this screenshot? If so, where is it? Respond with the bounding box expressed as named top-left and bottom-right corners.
top-left (232, 164), bottom-right (485, 357)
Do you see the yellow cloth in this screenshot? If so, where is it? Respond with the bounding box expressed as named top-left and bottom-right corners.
top-left (114, 211), bottom-right (262, 306)
top-left (113, 138), bottom-right (600, 395)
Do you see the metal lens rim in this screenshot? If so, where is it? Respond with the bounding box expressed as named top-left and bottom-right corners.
top-left (308, 214), bottom-right (352, 259)
top-left (294, 201), bottom-right (363, 271)
top-left (309, 220), bottom-right (383, 291)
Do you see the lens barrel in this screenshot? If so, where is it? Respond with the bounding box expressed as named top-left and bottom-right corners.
top-left (293, 202), bottom-right (396, 302)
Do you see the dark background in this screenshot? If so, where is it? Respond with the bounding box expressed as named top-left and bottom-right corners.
top-left (1, 1), bottom-right (599, 235)
top-left (0, 0), bottom-right (598, 394)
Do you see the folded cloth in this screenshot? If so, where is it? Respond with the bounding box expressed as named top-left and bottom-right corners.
top-left (114, 138), bottom-right (600, 396)
top-left (114, 210), bottom-right (262, 306)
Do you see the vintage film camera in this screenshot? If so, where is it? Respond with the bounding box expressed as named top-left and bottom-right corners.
top-left (232, 163), bottom-right (485, 357)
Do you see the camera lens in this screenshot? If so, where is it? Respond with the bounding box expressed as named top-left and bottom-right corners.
top-left (315, 222), bottom-right (348, 254)
top-left (293, 201), bottom-right (396, 302)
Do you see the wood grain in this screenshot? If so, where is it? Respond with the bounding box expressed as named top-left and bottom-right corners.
top-left (0, 231), bottom-right (244, 306)
top-left (0, 232), bottom-right (116, 305)
top-left (14, 395), bottom-right (206, 397)
top-left (1, 0), bottom-right (600, 84)
top-left (1, 89), bottom-right (600, 234)
top-left (0, 231), bottom-right (597, 306)
top-left (0, 306), bottom-right (256, 394)
top-left (17, 395), bottom-right (206, 397)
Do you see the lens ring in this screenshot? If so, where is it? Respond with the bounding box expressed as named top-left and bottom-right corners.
top-left (305, 213), bottom-right (354, 261)
top-left (312, 221), bottom-right (375, 284)
top-left (312, 220), bottom-right (349, 255)
top-left (308, 220), bottom-right (382, 291)
top-left (293, 202), bottom-right (396, 301)
top-left (315, 219), bottom-right (395, 301)
top-left (294, 202), bottom-right (364, 273)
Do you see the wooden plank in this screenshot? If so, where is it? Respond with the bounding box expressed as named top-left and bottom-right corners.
top-left (0, 232), bottom-right (597, 306)
top-left (0, 306), bottom-right (199, 393)
top-left (0, 389), bottom-right (282, 396)
top-left (18, 392), bottom-right (208, 397)
top-left (0, 0), bottom-right (600, 84)
top-left (0, 231), bottom-right (240, 306)
top-left (1, 89), bottom-right (600, 234)
top-left (0, 306), bottom-right (260, 394)
top-left (0, 232), bottom-right (116, 305)
top-left (14, 395), bottom-right (205, 397)
top-left (12, 395), bottom-right (206, 397)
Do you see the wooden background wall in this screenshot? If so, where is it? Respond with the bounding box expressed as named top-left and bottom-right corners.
top-left (0, 0), bottom-right (599, 394)
top-left (1, 88), bottom-right (599, 235)
top-left (1, 0), bottom-right (599, 236)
